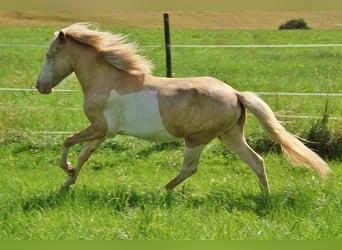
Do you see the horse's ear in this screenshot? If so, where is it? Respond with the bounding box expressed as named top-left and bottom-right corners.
top-left (58, 31), bottom-right (65, 42)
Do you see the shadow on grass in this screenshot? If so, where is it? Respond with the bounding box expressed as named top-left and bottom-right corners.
top-left (135, 141), bottom-right (183, 158)
top-left (20, 184), bottom-right (310, 218)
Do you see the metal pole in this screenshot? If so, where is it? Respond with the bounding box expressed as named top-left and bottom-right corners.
top-left (163, 13), bottom-right (172, 77)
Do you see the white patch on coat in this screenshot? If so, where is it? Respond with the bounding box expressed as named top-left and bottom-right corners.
top-left (103, 90), bottom-right (179, 142)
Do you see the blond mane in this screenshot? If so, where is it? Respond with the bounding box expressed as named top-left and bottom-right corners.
top-left (61, 23), bottom-right (153, 75)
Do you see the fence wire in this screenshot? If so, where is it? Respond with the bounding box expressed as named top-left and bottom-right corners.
top-left (1, 43), bottom-right (341, 135)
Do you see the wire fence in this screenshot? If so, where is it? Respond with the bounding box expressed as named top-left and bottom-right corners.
top-left (1, 42), bottom-right (342, 135)
top-left (2, 43), bottom-right (342, 49)
top-left (1, 87), bottom-right (342, 96)
top-left (1, 88), bottom-right (342, 136)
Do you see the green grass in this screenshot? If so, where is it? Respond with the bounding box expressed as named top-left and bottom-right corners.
top-left (0, 27), bottom-right (342, 239)
top-left (1, 138), bottom-right (341, 239)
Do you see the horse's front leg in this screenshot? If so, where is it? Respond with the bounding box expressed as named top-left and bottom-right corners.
top-left (62, 138), bottom-right (105, 189)
top-left (60, 146), bottom-right (74, 176)
top-left (59, 124), bottom-right (107, 189)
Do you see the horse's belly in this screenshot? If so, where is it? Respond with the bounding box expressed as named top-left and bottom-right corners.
top-left (104, 90), bottom-right (179, 142)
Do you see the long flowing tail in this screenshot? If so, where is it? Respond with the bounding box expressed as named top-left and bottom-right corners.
top-left (237, 91), bottom-right (331, 179)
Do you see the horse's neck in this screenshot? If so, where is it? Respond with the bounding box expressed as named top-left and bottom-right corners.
top-left (73, 56), bottom-right (142, 95)
top-left (70, 47), bottom-right (114, 94)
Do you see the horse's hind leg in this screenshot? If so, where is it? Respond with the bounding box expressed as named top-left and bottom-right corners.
top-left (165, 144), bottom-right (206, 190)
top-left (219, 125), bottom-right (270, 193)
top-left (63, 138), bottom-right (105, 189)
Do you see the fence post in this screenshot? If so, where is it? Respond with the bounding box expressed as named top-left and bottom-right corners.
top-left (163, 13), bottom-right (172, 77)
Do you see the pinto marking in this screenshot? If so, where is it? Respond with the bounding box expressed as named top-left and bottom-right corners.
top-left (104, 89), bottom-right (178, 142)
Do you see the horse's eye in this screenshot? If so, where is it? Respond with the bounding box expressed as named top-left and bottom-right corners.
top-left (46, 53), bottom-right (53, 60)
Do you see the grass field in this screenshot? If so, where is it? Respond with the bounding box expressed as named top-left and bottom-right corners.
top-left (0, 13), bottom-right (342, 239)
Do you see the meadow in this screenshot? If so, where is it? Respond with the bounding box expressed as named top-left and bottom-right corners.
top-left (0, 24), bottom-right (342, 239)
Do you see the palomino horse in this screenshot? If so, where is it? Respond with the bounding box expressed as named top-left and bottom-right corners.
top-left (36, 23), bottom-right (330, 192)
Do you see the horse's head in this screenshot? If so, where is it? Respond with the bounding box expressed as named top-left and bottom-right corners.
top-left (36, 31), bottom-right (73, 94)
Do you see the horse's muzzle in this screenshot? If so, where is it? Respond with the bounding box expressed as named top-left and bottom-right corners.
top-left (36, 81), bottom-right (52, 94)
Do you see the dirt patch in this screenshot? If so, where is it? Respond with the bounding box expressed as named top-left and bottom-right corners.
top-left (1, 11), bottom-right (342, 29)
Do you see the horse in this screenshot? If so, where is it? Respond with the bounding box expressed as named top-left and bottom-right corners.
top-left (36, 23), bottom-right (330, 192)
